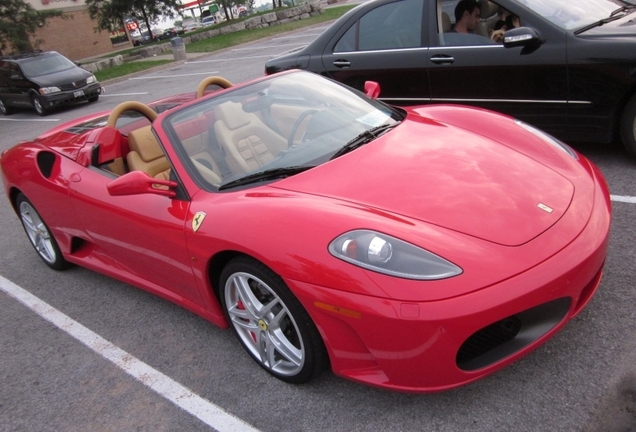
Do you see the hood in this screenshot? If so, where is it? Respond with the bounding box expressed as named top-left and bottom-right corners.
top-left (273, 116), bottom-right (574, 247)
top-left (578, 11), bottom-right (636, 36)
top-left (29, 67), bottom-right (92, 88)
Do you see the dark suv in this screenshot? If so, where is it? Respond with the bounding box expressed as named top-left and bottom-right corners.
top-left (0, 51), bottom-right (101, 116)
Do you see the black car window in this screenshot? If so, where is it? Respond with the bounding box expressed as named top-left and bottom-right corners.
top-left (437, 0), bottom-right (500, 46)
top-left (334, 0), bottom-right (423, 52)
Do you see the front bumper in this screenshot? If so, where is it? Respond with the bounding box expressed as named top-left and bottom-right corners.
top-left (41, 83), bottom-right (102, 108)
top-left (289, 166), bottom-right (610, 393)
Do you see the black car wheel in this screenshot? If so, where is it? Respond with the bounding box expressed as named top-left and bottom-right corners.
top-left (31, 95), bottom-right (47, 116)
top-left (220, 256), bottom-right (328, 383)
top-left (88, 95), bottom-right (99, 103)
top-left (16, 193), bottom-right (70, 270)
top-left (0, 98), bottom-right (12, 115)
top-left (620, 94), bottom-right (636, 157)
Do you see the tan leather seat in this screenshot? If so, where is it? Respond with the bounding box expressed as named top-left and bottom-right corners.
top-left (213, 101), bottom-right (287, 174)
top-left (441, 12), bottom-right (451, 32)
top-left (476, 0), bottom-right (500, 38)
top-left (126, 125), bottom-right (171, 180)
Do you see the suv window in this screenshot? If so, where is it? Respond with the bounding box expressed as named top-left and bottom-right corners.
top-left (334, 0), bottom-right (423, 52)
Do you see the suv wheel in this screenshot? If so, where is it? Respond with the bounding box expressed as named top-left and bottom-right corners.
top-left (31, 95), bottom-right (47, 116)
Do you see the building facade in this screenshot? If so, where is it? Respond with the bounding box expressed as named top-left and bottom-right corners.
top-left (24, 0), bottom-right (132, 61)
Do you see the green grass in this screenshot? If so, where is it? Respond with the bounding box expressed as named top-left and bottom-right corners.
top-left (94, 60), bottom-right (172, 82)
top-left (187, 5), bottom-right (356, 53)
top-left (94, 5), bottom-right (355, 82)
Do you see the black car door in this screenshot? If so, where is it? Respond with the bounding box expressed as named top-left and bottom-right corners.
top-left (319, 0), bottom-right (431, 103)
top-left (427, 0), bottom-right (569, 138)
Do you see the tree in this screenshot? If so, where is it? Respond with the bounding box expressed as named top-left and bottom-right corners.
top-left (86, 0), bottom-right (180, 43)
top-left (0, 0), bottom-right (66, 53)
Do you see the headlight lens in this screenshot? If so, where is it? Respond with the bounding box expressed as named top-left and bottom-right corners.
top-left (515, 119), bottom-right (578, 159)
top-left (39, 86), bottom-right (61, 95)
top-left (329, 230), bottom-right (462, 280)
top-left (87, 75), bottom-right (96, 84)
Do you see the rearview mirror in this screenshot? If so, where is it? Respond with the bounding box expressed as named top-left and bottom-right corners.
top-left (107, 171), bottom-right (177, 197)
top-left (364, 81), bottom-right (381, 99)
top-left (503, 27), bottom-right (543, 48)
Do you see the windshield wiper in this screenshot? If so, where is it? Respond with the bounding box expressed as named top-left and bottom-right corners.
top-left (574, 6), bottom-right (634, 34)
top-left (218, 166), bottom-right (313, 190)
top-left (330, 123), bottom-right (398, 161)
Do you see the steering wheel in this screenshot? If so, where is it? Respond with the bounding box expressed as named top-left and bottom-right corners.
top-left (106, 101), bottom-right (157, 128)
top-left (196, 76), bottom-right (233, 98)
top-left (288, 109), bottom-right (319, 148)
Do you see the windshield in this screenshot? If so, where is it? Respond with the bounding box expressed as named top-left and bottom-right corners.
top-left (163, 71), bottom-right (403, 191)
top-left (521, 0), bottom-right (634, 30)
top-left (20, 53), bottom-right (76, 77)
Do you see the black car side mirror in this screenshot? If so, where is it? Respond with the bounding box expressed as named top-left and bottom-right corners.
top-left (503, 27), bottom-right (543, 49)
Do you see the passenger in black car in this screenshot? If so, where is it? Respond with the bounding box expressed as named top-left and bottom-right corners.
top-left (451, 0), bottom-right (482, 34)
top-left (490, 8), bottom-right (520, 42)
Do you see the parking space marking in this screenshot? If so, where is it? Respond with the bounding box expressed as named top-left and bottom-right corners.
top-left (611, 195), bottom-right (636, 204)
top-left (100, 92), bottom-right (149, 97)
top-left (129, 71), bottom-right (219, 79)
top-left (187, 56), bottom-right (272, 64)
top-left (0, 275), bottom-right (261, 432)
top-left (231, 43), bottom-right (308, 51)
top-left (0, 118), bottom-right (60, 122)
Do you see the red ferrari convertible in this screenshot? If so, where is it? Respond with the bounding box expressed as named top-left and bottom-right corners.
top-left (0, 71), bottom-right (611, 392)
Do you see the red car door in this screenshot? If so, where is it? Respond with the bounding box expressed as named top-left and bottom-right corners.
top-left (67, 167), bottom-right (203, 305)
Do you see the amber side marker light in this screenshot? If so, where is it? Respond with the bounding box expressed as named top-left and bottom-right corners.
top-left (314, 301), bottom-right (362, 319)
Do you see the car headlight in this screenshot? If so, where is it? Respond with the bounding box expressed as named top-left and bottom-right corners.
top-left (328, 230), bottom-right (462, 280)
top-left (515, 119), bottom-right (578, 159)
top-left (38, 87), bottom-right (61, 95)
top-left (87, 75), bottom-right (97, 84)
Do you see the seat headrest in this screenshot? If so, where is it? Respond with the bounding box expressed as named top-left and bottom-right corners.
top-left (127, 125), bottom-right (163, 162)
top-left (215, 102), bottom-right (251, 130)
top-left (441, 12), bottom-right (451, 32)
top-left (481, 0), bottom-right (499, 19)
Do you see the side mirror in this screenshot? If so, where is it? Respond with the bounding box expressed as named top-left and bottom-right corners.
top-left (503, 27), bottom-right (543, 48)
top-left (107, 171), bottom-right (177, 197)
top-left (364, 81), bottom-right (381, 99)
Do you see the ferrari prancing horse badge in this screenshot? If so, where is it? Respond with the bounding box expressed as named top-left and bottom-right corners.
top-left (192, 211), bottom-right (207, 232)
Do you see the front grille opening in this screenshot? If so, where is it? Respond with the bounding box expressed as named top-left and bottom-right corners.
top-left (457, 317), bottom-right (522, 366)
top-left (456, 297), bottom-right (571, 371)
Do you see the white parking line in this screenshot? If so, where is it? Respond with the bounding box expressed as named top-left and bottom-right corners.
top-left (187, 56), bottom-right (272, 64)
top-left (231, 43), bottom-right (308, 50)
top-left (611, 195), bottom-right (636, 204)
top-left (100, 92), bottom-right (149, 97)
top-left (0, 275), bottom-right (261, 432)
top-left (0, 118), bottom-right (60, 122)
top-left (129, 71), bottom-right (219, 79)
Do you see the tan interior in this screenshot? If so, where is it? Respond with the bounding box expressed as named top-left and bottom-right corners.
top-left (476, 0), bottom-right (501, 38)
top-left (126, 125), bottom-right (171, 180)
top-left (213, 101), bottom-right (287, 174)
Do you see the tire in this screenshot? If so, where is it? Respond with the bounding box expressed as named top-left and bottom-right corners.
top-left (619, 94), bottom-right (636, 157)
top-left (220, 256), bottom-right (327, 383)
top-left (0, 98), bottom-right (12, 115)
top-left (16, 193), bottom-right (69, 270)
top-left (31, 95), bottom-right (47, 116)
top-left (88, 95), bottom-right (99, 103)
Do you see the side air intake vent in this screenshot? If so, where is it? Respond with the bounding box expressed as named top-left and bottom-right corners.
top-left (36, 152), bottom-right (56, 178)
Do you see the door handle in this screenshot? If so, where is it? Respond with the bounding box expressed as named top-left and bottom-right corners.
top-left (333, 60), bottom-right (351, 68)
top-left (430, 55), bottom-right (455, 65)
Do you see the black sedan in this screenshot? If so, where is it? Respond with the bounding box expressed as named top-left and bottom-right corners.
top-left (266, 0), bottom-right (636, 156)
